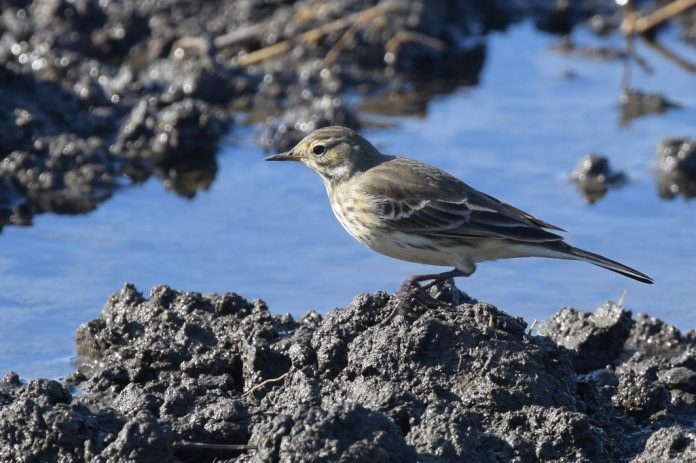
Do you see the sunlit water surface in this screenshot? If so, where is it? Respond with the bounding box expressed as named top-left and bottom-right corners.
top-left (2, 24), bottom-right (696, 378)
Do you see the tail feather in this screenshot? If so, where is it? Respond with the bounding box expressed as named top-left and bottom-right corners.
top-left (566, 245), bottom-right (653, 284)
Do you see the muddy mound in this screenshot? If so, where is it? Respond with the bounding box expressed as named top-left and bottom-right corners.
top-left (2, 283), bottom-right (695, 461)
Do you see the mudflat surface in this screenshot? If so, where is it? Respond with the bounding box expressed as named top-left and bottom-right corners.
top-left (2, 283), bottom-right (696, 462)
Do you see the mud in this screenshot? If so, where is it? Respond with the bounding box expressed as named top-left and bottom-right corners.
top-left (655, 138), bottom-right (696, 200)
top-left (4, 0), bottom-right (692, 229)
top-left (570, 154), bottom-right (627, 204)
top-left (0, 283), bottom-right (695, 462)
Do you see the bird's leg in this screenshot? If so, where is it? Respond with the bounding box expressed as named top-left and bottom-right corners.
top-left (404, 268), bottom-right (470, 291)
top-left (384, 269), bottom-right (469, 325)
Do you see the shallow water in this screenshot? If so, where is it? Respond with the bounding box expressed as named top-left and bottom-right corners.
top-left (2, 23), bottom-right (696, 378)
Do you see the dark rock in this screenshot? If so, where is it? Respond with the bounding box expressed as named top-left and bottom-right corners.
top-left (20, 378), bottom-right (72, 406)
top-left (670, 345), bottom-right (696, 371)
top-left (113, 383), bottom-right (161, 416)
top-left (99, 411), bottom-right (173, 462)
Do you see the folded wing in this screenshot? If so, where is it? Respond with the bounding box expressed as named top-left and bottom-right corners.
top-left (376, 197), bottom-right (563, 243)
top-left (365, 157), bottom-right (564, 243)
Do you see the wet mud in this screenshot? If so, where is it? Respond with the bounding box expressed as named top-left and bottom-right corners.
top-left (1, 283), bottom-right (696, 462)
top-left (570, 154), bottom-right (627, 204)
top-left (655, 138), bottom-right (696, 200)
top-left (3, 0), bottom-right (693, 228)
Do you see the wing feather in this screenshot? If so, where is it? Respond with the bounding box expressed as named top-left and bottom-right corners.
top-left (363, 157), bottom-right (564, 243)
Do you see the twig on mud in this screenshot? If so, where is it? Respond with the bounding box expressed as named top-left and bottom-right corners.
top-left (236, 3), bottom-right (399, 66)
top-left (324, 5), bottom-right (390, 66)
top-left (617, 289), bottom-right (628, 307)
top-left (173, 441), bottom-right (256, 451)
top-left (241, 371), bottom-right (290, 398)
top-left (528, 319), bottom-right (538, 335)
top-left (214, 19), bottom-right (277, 48)
top-left (620, 0), bottom-right (696, 36)
top-left (488, 313), bottom-right (496, 328)
top-left (384, 30), bottom-right (447, 62)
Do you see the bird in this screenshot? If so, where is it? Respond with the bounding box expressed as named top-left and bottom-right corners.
top-left (265, 126), bottom-right (653, 286)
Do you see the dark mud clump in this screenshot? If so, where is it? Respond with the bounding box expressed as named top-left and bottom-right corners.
top-left (655, 137), bottom-right (696, 200)
top-left (570, 154), bottom-right (627, 204)
top-left (2, 283), bottom-right (696, 461)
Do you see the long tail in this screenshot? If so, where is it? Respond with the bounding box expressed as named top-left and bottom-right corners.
top-left (565, 245), bottom-right (653, 284)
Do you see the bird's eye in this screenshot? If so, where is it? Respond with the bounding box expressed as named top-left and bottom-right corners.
top-left (312, 145), bottom-right (326, 155)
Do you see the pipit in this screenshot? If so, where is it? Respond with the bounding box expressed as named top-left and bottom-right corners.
top-left (265, 126), bottom-right (653, 286)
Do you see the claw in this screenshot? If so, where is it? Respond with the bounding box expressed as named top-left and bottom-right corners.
top-left (382, 277), bottom-right (450, 326)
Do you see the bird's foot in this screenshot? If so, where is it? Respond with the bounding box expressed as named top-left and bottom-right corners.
top-left (404, 268), bottom-right (469, 303)
top-left (382, 283), bottom-right (418, 325)
top-left (383, 273), bottom-right (461, 325)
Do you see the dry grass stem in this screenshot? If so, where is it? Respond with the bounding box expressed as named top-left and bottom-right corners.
top-left (622, 0), bottom-right (696, 35)
top-left (174, 441), bottom-right (256, 451)
top-left (241, 371), bottom-right (290, 397)
top-left (238, 3), bottom-right (399, 67)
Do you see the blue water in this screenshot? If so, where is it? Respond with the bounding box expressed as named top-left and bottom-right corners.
top-left (2, 23), bottom-right (696, 379)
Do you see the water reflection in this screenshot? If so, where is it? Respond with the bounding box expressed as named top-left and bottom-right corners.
top-left (357, 45), bottom-right (486, 118)
top-left (156, 154), bottom-right (218, 199)
top-left (619, 88), bottom-right (681, 126)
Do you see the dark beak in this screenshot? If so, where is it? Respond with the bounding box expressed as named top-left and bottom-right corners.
top-left (264, 150), bottom-right (299, 161)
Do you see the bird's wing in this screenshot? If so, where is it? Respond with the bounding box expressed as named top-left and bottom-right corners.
top-left (363, 158), bottom-right (564, 243)
top-left (473, 190), bottom-right (566, 232)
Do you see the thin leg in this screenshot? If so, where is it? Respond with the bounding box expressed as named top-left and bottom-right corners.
top-left (404, 268), bottom-right (470, 289)
top-left (383, 268), bottom-right (471, 325)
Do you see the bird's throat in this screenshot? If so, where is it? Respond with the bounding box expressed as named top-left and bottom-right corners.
top-left (320, 164), bottom-right (353, 186)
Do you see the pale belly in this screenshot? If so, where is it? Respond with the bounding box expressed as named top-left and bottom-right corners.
top-left (363, 229), bottom-right (464, 267)
top-left (332, 205), bottom-right (477, 271)
top-left (326, 185), bottom-right (553, 273)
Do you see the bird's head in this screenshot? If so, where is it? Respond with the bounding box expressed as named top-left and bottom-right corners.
top-left (265, 126), bottom-right (383, 184)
